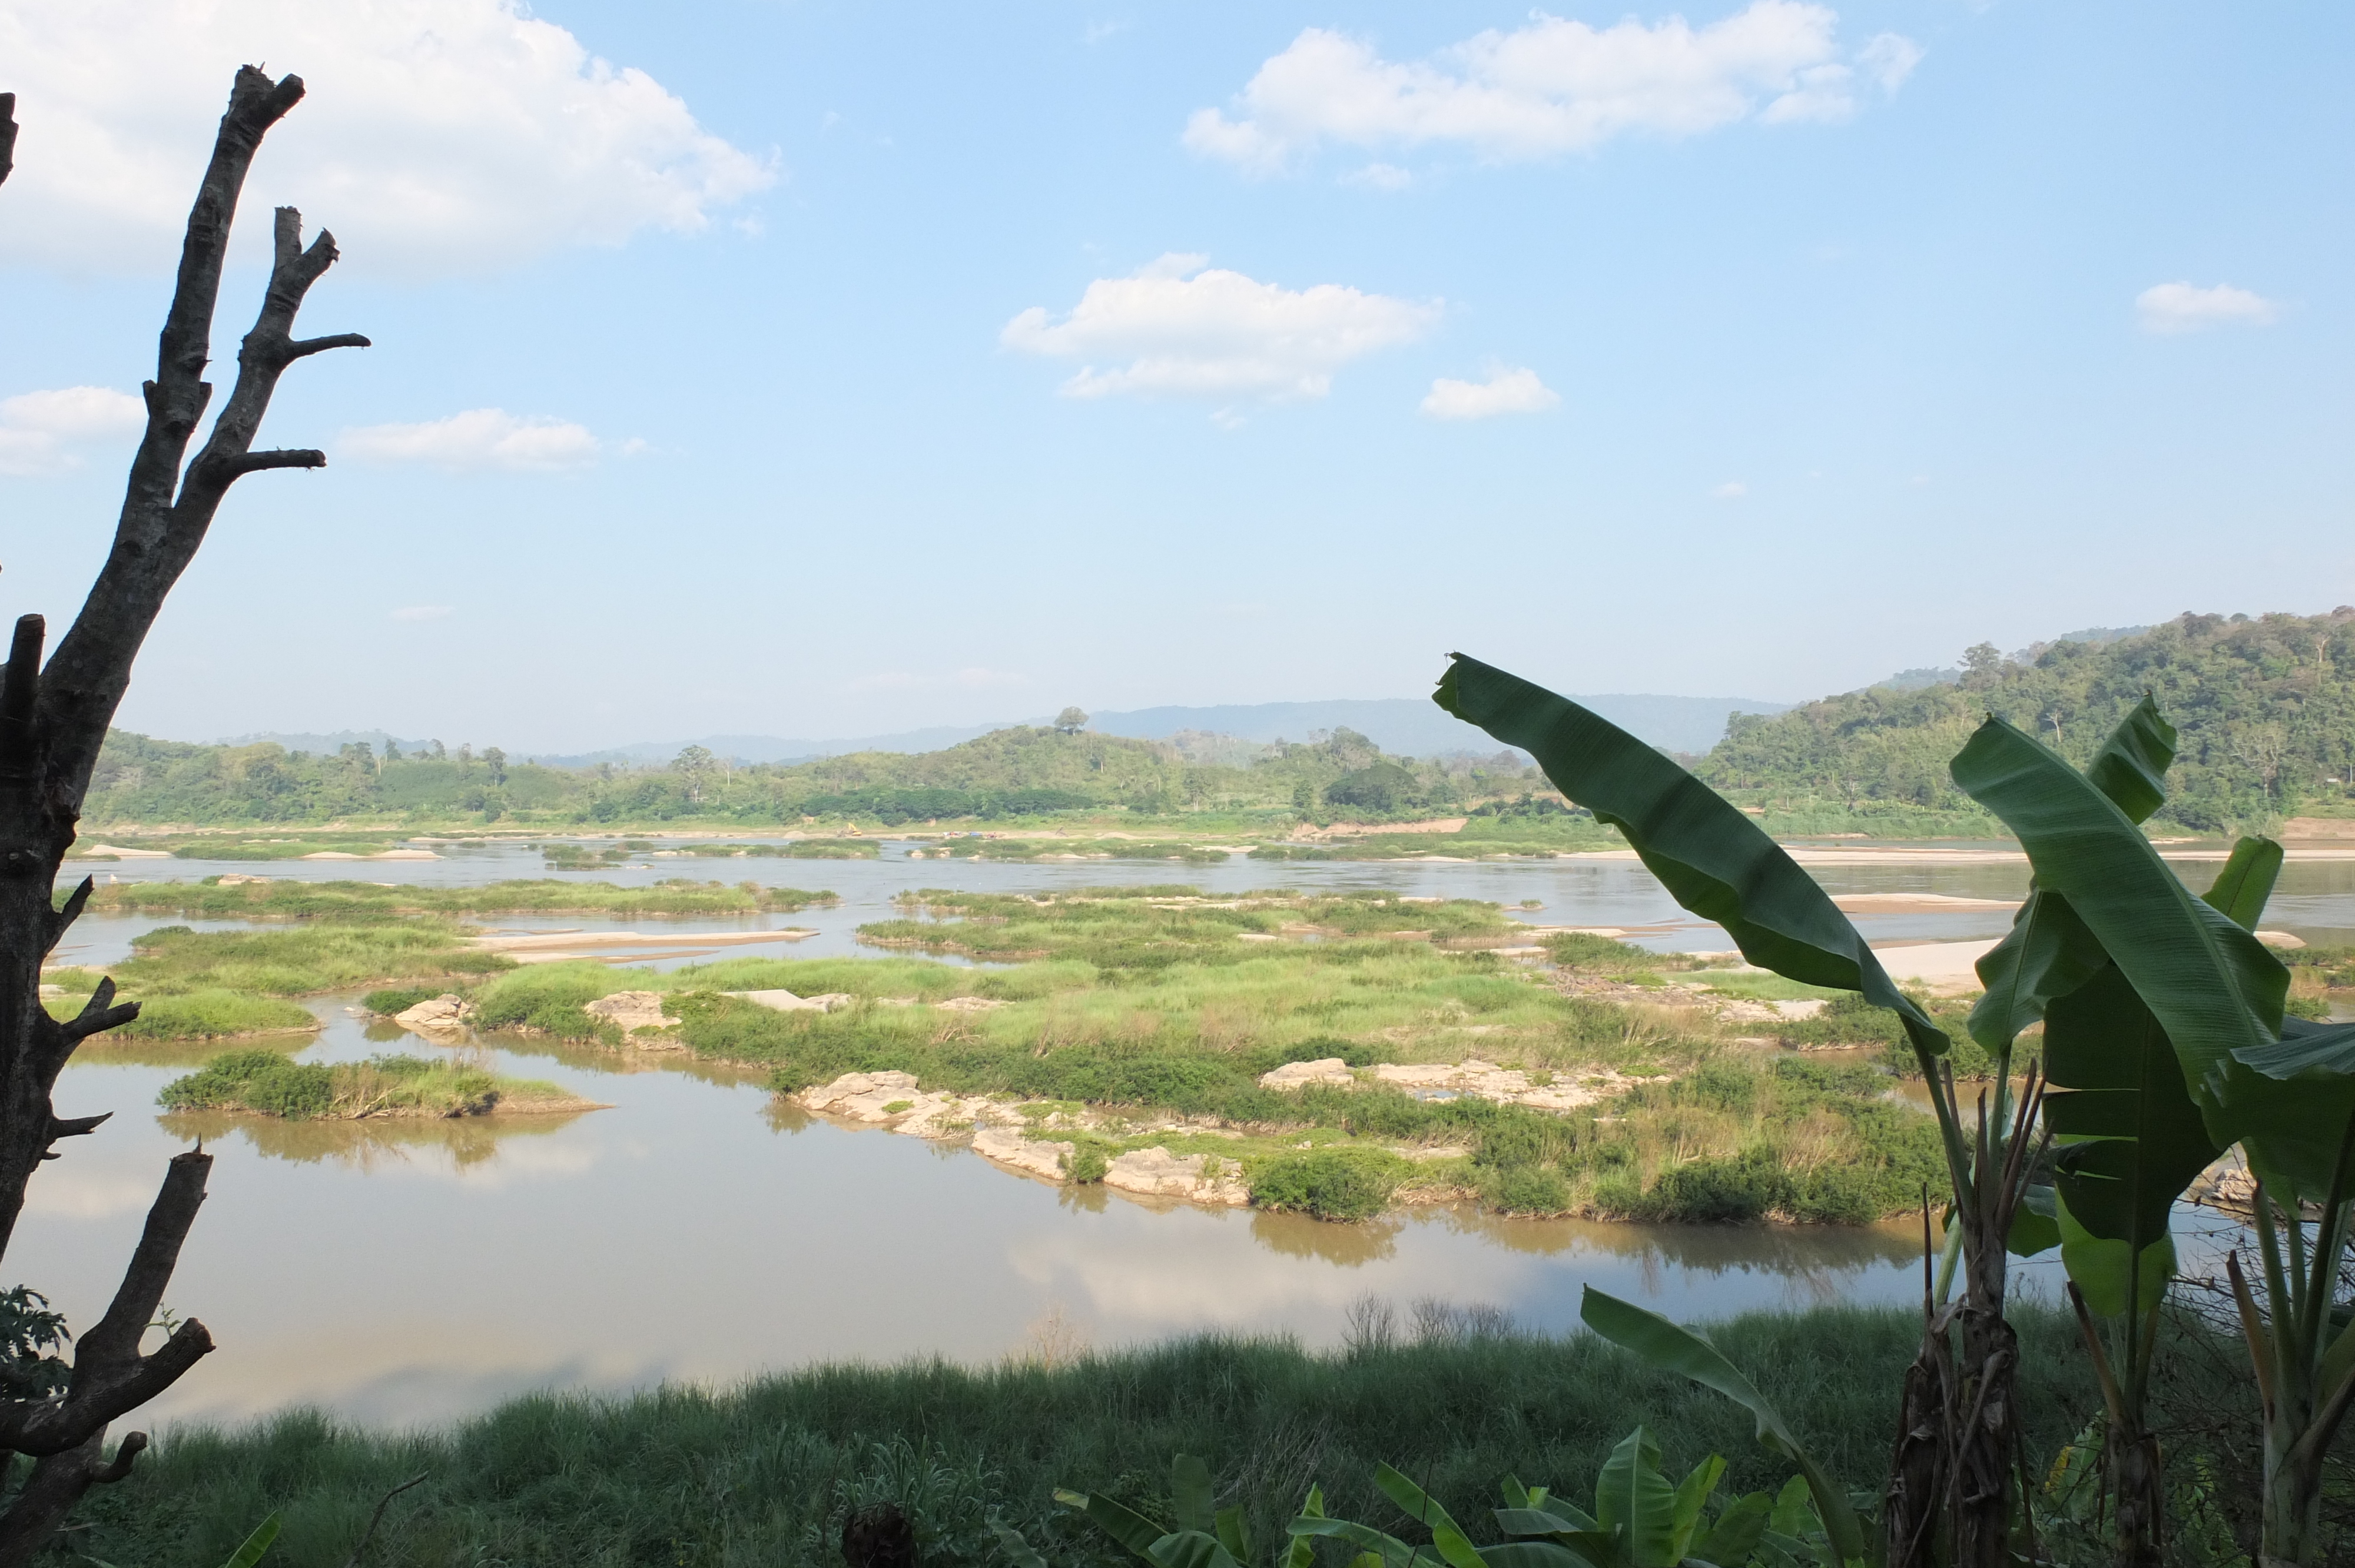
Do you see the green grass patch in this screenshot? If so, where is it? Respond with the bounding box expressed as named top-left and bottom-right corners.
top-left (157, 1049), bottom-right (572, 1119)
top-left (45, 989), bottom-right (318, 1042)
top-left (48, 921), bottom-right (510, 1000)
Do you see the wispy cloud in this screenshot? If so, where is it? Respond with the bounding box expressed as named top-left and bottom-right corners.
top-left (390, 605), bottom-right (455, 623)
top-left (2135, 281), bottom-right (2278, 334)
top-left (339, 409), bottom-right (603, 471)
top-left (1420, 367), bottom-right (1559, 420)
top-left (1003, 254), bottom-right (1437, 401)
top-left (0, 386), bottom-right (144, 476)
top-left (1712, 481), bottom-right (1748, 499)
top-left (1185, 2), bottom-right (1922, 175)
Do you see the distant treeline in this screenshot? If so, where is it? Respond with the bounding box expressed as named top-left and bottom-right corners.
top-left (1700, 609), bottom-right (2355, 832)
top-left (83, 724), bottom-right (1545, 828)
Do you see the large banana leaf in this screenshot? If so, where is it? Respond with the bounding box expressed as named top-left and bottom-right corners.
top-left (1694, 1493), bottom-right (1773, 1568)
top-left (2042, 964), bottom-right (2218, 1315)
top-left (1593, 1429), bottom-right (1680, 1568)
top-left (1967, 697), bottom-right (2176, 1054)
top-left (1435, 655), bottom-right (1943, 1054)
top-left (2037, 835), bottom-right (2289, 1314)
top-left (1578, 1288), bottom-right (1865, 1565)
top-left (1948, 717), bottom-right (2286, 1138)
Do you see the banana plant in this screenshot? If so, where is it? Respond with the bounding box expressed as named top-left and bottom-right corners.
top-left (1285, 1460), bottom-right (1580, 1568)
top-left (1946, 708), bottom-right (2355, 1567)
top-left (1948, 706), bottom-right (2292, 1568)
top-left (1044, 1454), bottom-right (1325, 1568)
top-left (1434, 655), bottom-right (2022, 1568)
top-left (1486, 1427), bottom-right (1749, 1568)
top-left (2219, 1029), bottom-right (2355, 1568)
top-left (1575, 1287), bottom-right (1865, 1568)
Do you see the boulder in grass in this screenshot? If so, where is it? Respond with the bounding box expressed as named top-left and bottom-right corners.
top-left (584, 990), bottom-right (681, 1035)
top-left (1258, 1058), bottom-right (1354, 1091)
top-left (393, 994), bottom-right (473, 1038)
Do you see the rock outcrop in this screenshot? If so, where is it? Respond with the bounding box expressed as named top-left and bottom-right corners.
top-left (1258, 1058), bottom-right (1355, 1090)
top-left (1371, 1059), bottom-right (1637, 1112)
top-left (972, 1125), bottom-right (1074, 1181)
top-left (725, 989), bottom-right (855, 1013)
top-left (585, 990), bottom-right (681, 1036)
top-left (392, 994), bottom-right (473, 1039)
top-left (1102, 1147), bottom-right (1249, 1205)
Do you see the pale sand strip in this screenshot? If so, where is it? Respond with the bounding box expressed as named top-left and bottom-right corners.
top-left (466, 929), bottom-right (815, 954)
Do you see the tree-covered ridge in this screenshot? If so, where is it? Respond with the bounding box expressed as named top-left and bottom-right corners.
top-left (83, 723), bottom-right (1543, 828)
top-left (1700, 608), bottom-right (2355, 832)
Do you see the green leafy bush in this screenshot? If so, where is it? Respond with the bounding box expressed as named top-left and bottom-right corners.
top-left (159, 1050), bottom-right (334, 1118)
top-left (1247, 1147), bottom-right (1411, 1221)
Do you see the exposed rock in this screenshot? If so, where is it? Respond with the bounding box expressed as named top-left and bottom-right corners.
top-left (2257, 930), bottom-right (2307, 950)
top-left (1371, 1059), bottom-right (1638, 1111)
top-left (724, 989), bottom-right (855, 1013)
top-left (393, 994), bottom-right (473, 1037)
top-left (1103, 1146), bottom-right (1249, 1205)
top-left (217, 873), bottom-right (271, 885)
top-left (934, 995), bottom-right (1009, 1012)
top-left (585, 990), bottom-right (681, 1035)
top-left (792, 1070), bottom-right (1001, 1137)
top-left (972, 1125), bottom-right (1074, 1181)
top-left (1258, 1058), bottom-right (1355, 1090)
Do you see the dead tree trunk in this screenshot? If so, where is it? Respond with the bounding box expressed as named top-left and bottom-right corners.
top-left (0, 67), bottom-right (365, 1559)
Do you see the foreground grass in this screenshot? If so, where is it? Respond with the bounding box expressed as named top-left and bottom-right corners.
top-left (74, 1308), bottom-right (2102, 1568)
top-left (82, 876), bottom-right (835, 921)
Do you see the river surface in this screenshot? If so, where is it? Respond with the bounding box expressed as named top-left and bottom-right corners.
top-left (15, 839), bottom-right (2338, 1429)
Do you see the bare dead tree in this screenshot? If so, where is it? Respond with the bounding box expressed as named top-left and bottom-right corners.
top-left (0, 67), bottom-right (366, 1559)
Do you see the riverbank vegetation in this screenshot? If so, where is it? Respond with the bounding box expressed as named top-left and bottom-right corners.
top-left (1704, 608), bottom-right (2355, 834)
top-left (78, 723), bottom-right (1550, 835)
top-left (65, 1307), bottom-right (2120, 1568)
top-left (157, 1048), bottom-right (588, 1119)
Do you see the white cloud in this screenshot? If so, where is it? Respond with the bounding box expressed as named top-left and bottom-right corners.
top-left (1002, 254), bottom-right (1438, 401)
top-left (2136, 281), bottom-right (2278, 335)
top-left (0, 0), bottom-right (776, 277)
top-left (339, 408), bottom-right (602, 471)
top-left (0, 385), bottom-right (145, 475)
top-left (390, 604), bottom-right (454, 622)
top-left (1712, 480), bottom-right (1747, 499)
top-left (1420, 367), bottom-right (1559, 420)
top-left (1185, 2), bottom-right (1921, 174)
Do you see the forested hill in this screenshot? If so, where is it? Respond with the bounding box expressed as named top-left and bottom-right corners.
top-left (1700, 609), bottom-right (2355, 832)
top-left (81, 723), bottom-right (1541, 828)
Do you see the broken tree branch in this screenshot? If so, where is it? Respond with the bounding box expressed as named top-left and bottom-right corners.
top-left (0, 1151), bottom-right (214, 1457)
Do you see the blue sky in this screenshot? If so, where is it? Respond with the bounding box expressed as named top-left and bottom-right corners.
top-left (1, 1), bottom-right (2347, 752)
